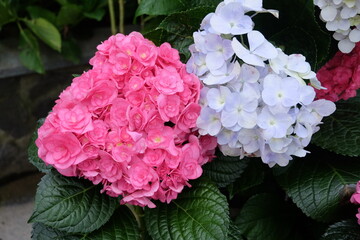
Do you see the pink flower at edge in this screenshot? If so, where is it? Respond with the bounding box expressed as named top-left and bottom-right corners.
top-left (157, 42), bottom-right (182, 68)
top-left (179, 135), bottom-right (203, 179)
top-left (36, 132), bottom-right (87, 169)
top-left (350, 181), bottom-right (360, 225)
top-left (356, 208), bottom-right (360, 225)
top-left (351, 181), bottom-right (360, 205)
top-left (176, 103), bottom-right (201, 133)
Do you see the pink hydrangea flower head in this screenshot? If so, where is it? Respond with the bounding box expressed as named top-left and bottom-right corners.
top-left (316, 42), bottom-right (360, 102)
top-left (350, 181), bottom-right (360, 225)
top-left (351, 181), bottom-right (360, 204)
top-left (36, 32), bottom-right (216, 208)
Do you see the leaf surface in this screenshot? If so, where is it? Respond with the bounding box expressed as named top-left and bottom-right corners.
top-left (145, 180), bottom-right (229, 240)
top-left (29, 170), bottom-right (118, 233)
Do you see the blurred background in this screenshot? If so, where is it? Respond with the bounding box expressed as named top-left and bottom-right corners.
top-left (0, 0), bottom-right (138, 239)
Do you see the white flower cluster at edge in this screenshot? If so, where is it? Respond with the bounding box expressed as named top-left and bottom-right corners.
top-left (314, 0), bottom-right (360, 53)
top-left (187, 0), bottom-right (336, 167)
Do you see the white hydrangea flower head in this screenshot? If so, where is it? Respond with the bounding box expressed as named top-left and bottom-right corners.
top-left (314, 0), bottom-right (360, 53)
top-left (188, 0), bottom-right (336, 167)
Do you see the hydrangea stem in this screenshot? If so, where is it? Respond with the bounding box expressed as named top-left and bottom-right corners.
top-left (126, 204), bottom-right (145, 238)
top-left (119, 0), bottom-right (125, 34)
top-left (108, 0), bottom-right (117, 35)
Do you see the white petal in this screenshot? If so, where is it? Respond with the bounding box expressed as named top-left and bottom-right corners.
top-left (333, 31), bottom-right (347, 41)
top-left (232, 37), bottom-right (249, 58)
top-left (231, 15), bottom-right (254, 35)
top-left (232, 37), bottom-right (265, 67)
top-left (240, 64), bottom-right (260, 83)
top-left (219, 145), bottom-right (242, 157)
top-left (349, 28), bottom-right (360, 42)
top-left (338, 19), bottom-right (351, 31)
top-left (240, 53), bottom-right (266, 67)
top-left (320, 6), bottom-right (338, 21)
top-left (269, 49), bottom-right (288, 74)
top-left (248, 30), bottom-right (265, 52)
top-left (340, 6), bottom-right (357, 19)
top-left (238, 111), bottom-right (257, 128)
top-left (309, 99), bottom-right (336, 116)
top-left (310, 77), bottom-right (327, 90)
top-left (221, 110), bottom-right (238, 128)
top-left (210, 14), bottom-right (231, 34)
top-left (206, 52), bottom-right (225, 71)
top-left (254, 41), bottom-right (278, 60)
top-left (207, 88), bottom-right (223, 111)
top-left (249, 31), bottom-right (278, 59)
top-left (338, 38), bottom-right (355, 53)
top-left (242, 0), bottom-right (262, 11)
top-left (257, 9), bottom-right (279, 18)
top-left (287, 54), bottom-right (310, 73)
top-left (299, 85), bottom-right (316, 105)
top-left (274, 154), bottom-right (291, 167)
top-left (294, 123), bottom-right (311, 138)
top-left (326, 20), bottom-right (339, 31)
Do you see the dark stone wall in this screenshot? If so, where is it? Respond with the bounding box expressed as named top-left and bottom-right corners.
top-left (0, 65), bottom-right (88, 179)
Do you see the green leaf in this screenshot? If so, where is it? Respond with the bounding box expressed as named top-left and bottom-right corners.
top-left (143, 28), bottom-right (167, 46)
top-left (83, 8), bottom-right (106, 21)
top-left (0, 1), bottom-right (15, 28)
top-left (157, 7), bottom-right (214, 36)
top-left (27, 6), bottom-right (57, 25)
top-left (321, 220), bottom-right (360, 240)
top-left (32, 223), bottom-right (81, 240)
top-left (236, 193), bottom-right (298, 240)
top-left (313, 102), bottom-right (360, 156)
top-left (144, 28), bottom-right (192, 61)
top-left (270, 26), bottom-right (317, 68)
top-left (28, 119), bottom-right (52, 173)
top-left (135, 0), bottom-right (221, 17)
top-left (203, 151), bottom-right (248, 188)
top-left (61, 38), bottom-right (81, 64)
top-left (85, 206), bottom-right (140, 240)
top-left (227, 223), bottom-right (245, 240)
top-left (275, 147), bottom-right (360, 222)
top-left (57, 4), bottom-right (83, 27)
top-left (56, 0), bottom-right (68, 5)
top-left (31, 206), bottom-right (140, 240)
top-left (29, 170), bottom-right (118, 233)
top-left (24, 18), bottom-right (62, 52)
top-left (228, 158), bottom-right (265, 198)
top-left (135, 0), bottom-right (185, 17)
top-left (19, 28), bottom-right (45, 74)
top-left (153, 7), bottom-right (214, 60)
top-left (144, 179), bottom-right (229, 240)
